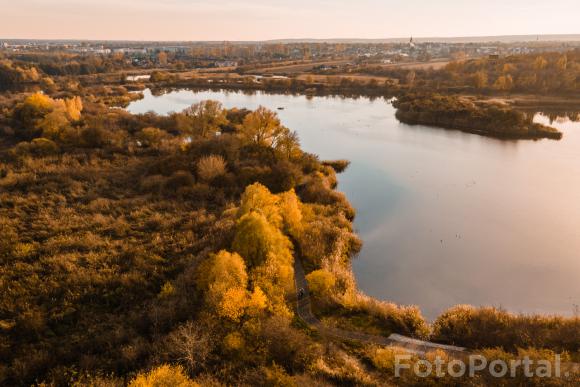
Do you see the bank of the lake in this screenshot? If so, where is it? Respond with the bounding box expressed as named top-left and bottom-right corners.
top-left (128, 88), bottom-right (580, 319)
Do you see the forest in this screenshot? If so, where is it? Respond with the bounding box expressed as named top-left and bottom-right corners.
top-left (355, 49), bottom-right (580, 96)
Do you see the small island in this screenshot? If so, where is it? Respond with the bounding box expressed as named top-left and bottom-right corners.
top-left (393, 93), bottom-right (563, 140)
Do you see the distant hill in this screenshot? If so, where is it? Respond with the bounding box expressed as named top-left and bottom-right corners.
top-left (2, 34), bottom-right (580, 45)
top-left (264, 35), bottom-right (580, 44)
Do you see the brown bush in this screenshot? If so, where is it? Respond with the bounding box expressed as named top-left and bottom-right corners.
top-left (432, 305), bottom-right (580, 352)
top-left (197, 155), bottom-right (227, 182)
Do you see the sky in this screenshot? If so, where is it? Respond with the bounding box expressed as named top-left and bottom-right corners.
top-left (1, 0), bottom-right (579, 41)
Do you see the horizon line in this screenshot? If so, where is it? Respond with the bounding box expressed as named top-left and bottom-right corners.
top-left (2, 33), bottom-right (580, 44)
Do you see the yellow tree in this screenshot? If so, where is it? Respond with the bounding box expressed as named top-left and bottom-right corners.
top-left (534, 56), bottom-right (548, 70)
top-left (232, 212), bottom-right (290, 268)
top-left (240, 106), bottom-right (287, 146)
top-left (183, 100), bottom-right (228, 138)
top-left (157, 51), bottom-right (168, 66)
top-left (556, 55), bottom-right (568, 71)
top-left (502, 63), bottom-right (517, 74)
top-left (306, 269), bottom-right (337, 297)
top-left (237, 183), bottom-right (282, 228)
top-left (216, 287), bottom-right (248, 321)
top-left (197, 250), bottom-right (250, 321)
top-left (493, 75), bottom-right (514, 91)
top-left (15, 93), bottom-right (54, 130)
top-left (15, 93), bottom-right (82, 139)
top-left (274, 129), bottom-right (301, 160)
top-left (278, 189), bottom-right (303, 238)
top-left (472, 70), bottom-right (488, 89)
top-left (129, 364), bottom-right (198, 387)
top-left (199, 250), bottom-right (248, 291)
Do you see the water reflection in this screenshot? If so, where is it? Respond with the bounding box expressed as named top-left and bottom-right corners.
top-left (128, 89), bottom-right (580, 319)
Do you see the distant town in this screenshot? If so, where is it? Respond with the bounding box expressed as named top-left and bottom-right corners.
top-left (2, 37), bottom-right (579, 71)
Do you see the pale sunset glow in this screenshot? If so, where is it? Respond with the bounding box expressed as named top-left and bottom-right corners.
top-left (1, 0), bottom-right (579, 40)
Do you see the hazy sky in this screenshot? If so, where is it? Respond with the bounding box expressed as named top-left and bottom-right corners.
top-left (2, 0), bottom-right (579, 41)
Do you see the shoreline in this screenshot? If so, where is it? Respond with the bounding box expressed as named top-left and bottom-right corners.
top-left (125, 88), bottom-right (576, 323)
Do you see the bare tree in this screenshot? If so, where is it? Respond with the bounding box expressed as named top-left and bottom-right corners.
top-left (167, 321), bottom-right (213, 374)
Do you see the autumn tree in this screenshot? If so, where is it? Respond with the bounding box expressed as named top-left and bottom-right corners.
top-left (502, 63), bottom-right (517, 74)
top-left (237, 183), bottom-right (282, 228)
top-left (274, 129), bottom-right (301, 160)
top-left (13, 93), bottom-right (54, 131)
top-left (239, 106), bottom-right (287, 147)
top-left (167, 322), bottom-right (212, 373)
top-left (472, 70), bottom-right (488, 89)
top-left (129, 364), bottom-right (198, 387)
top-left (137, 127), bottom-right (168, 148)
top-left (198, 250), bottom-right (249, 321)
top-left (556, 54), bottom-right (568, 71)
top-left (534, 56), bottom-right (548, 70)
top-left (232, 184), bottom-right (299, 316)
top-left (232, 212), bottom-right (288, 268)
top-left (183, 100), bottom-right (227, 138)
top-left (306, 269), bottom-right (337, 297)
top-left (493, 75), bottom-right (514, 91)
top-left (13, 93), bottom-right (83, 140)
top-left (278, 189), bottom-right (303, 238)
top-left (405, 71), bottom-right (416, 88)
top-left (157, 51), bottom-right (168, 66)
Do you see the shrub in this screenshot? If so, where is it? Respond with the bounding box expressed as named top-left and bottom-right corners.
top-left (368, 346), bottom-right (416, 374)
top-left (12, 138), bottom-right (60, 157)
top-left (164, 171), bottom-right (195, 194)
top-left (432, 305), bottom-right (580, 352)
top-left (137, 127), bottom-right (168, 148)
top-left (150, 71), bottom-right (172, 83)
top-left (196, 155), bottom-right (227, 182)
top-left (322, 159), bottom-right (350, 173)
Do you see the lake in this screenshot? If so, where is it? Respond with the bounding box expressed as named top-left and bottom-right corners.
top-left (127, 88), bottom-right (580, 319)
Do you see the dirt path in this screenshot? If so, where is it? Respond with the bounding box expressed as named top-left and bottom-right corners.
top-left (293, 258), bottom-right (466, 355)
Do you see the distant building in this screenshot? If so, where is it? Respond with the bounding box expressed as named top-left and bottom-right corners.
top-left (214, 60), bottom-right (238, 68)
top-left (113, 48), bottom-right (147, 55)
top-left (488, 53), bottom-right (500, 64)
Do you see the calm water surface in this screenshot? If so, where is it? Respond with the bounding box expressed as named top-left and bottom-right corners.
top-left (128, 89), bottom-right (580, 319)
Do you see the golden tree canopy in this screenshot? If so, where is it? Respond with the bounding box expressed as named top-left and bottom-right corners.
top-left (129, 364), bottom-right (199, 387)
